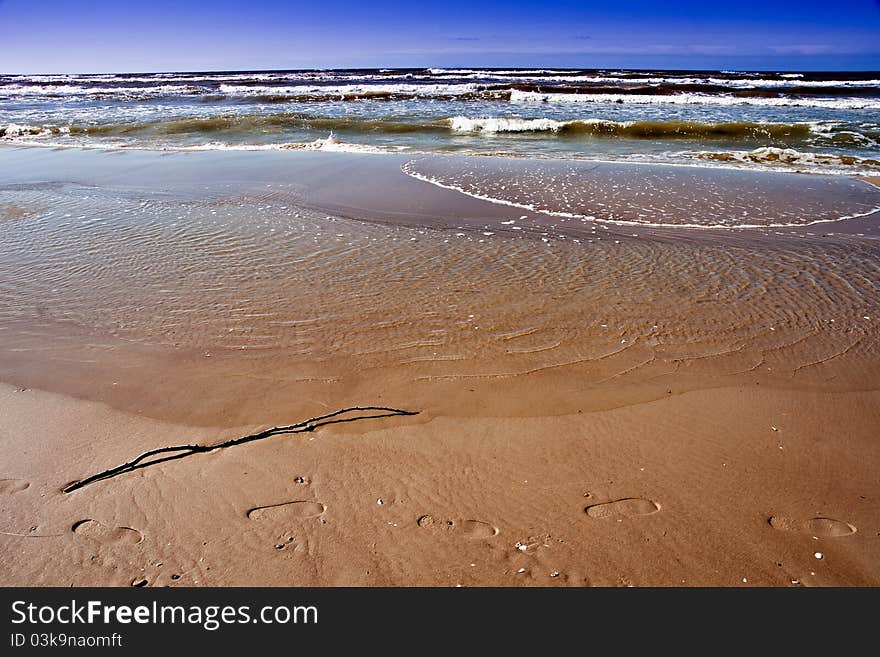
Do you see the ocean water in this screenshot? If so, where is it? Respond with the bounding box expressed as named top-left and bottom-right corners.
top-left (1, 68), bottom-right (879, 175)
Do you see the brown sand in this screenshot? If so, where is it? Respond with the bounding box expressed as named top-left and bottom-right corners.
top-left (0, 147), bottom-right (878, 586)
top-left (2, 383), bottom-right (877, 586)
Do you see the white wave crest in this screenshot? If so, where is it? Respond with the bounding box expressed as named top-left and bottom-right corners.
top-left (0, 123), bottom-right (70, 139)
top-left (175, 134), bottom-right (405, 154)
top-left (693, 146), bottom-right (880, 172)
top-left (509, 89), bottom-right (880, 110)
top-left (278, 133), bottom-right (403, 154)
top-left (447, 116), bottom-right (570, 133)
top-left (216, 82), bottom-right (480, 97)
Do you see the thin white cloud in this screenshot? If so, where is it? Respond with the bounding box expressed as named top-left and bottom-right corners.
top-left (769, 44), bottom-right (837, 55)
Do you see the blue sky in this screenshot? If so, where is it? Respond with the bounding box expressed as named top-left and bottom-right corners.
top-left (1, 0), bottom-right (878, 73)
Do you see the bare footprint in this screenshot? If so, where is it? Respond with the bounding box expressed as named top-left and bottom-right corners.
top-left (769, 515), bottom-right (856, 537)
top-left (585, 498), bottom-right (660, 519)
top-left (0, 479), bottom-right (30, 494)
top-left (461, 520), bottom-right (500, 539)
top-left (416, 515), bottom-right (499, 539)
top-left (247, 501), bottom-right (326, 521)
top-left (417, 514), bottom-right (438, 528)
top-left (71, 519), bottom-right (143, 545)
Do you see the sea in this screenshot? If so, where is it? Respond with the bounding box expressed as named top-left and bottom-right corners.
top-left (1, 67), bottom-right (879, 175)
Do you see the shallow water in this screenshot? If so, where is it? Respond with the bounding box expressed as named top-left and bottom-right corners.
top-left (0, 148), bottom-right (878, 425)
top-left (403, 156), bottom-right (880, 228)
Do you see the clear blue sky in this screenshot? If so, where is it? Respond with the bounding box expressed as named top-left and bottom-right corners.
top-left (1, 0), bottom-right (879, 73)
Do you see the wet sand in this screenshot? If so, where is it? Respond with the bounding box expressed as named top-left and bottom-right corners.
top-left (0, 146), bottom-right (878, 586)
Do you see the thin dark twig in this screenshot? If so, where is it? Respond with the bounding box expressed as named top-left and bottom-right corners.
top-left (63, 406), bottom-right (417, 493)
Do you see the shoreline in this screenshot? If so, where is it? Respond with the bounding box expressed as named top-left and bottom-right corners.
top-left (1, 144), bottom-right (877, 426)
top-left (2, 144), bottom-right (879, 236)
top-left (4, 138), bottom-right (880, 180)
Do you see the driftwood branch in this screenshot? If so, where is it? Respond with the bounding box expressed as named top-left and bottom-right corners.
top-left (63, 406), bottom-right (418, 494)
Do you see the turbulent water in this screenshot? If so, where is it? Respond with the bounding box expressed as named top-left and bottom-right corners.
top-left (2, 68), bottom-right (880, 174)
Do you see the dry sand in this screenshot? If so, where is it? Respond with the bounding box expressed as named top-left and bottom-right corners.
top-left (0, 147), bottom-right (878, 586)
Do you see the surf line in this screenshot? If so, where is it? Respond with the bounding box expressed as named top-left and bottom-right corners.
top-left (62, 406), bottom-right (418, 493)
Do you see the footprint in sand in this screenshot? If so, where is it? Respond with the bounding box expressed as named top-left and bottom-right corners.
top-left (247, 501), bottom-right (326, 522)
top-left (71, 519), bottom-right (143, 545)
top-left (0, 479), bottom-right (30, 494)
top-left (769, 515), bottom-right (856, 537)
top-left (461, 519), bottom-right (500, 539)
top-left (417, 514), bottom-right (437, 528)
top-left (417, 515), bottom-right (499, 538)
top-left (585, 497), bottom-right (660, 519)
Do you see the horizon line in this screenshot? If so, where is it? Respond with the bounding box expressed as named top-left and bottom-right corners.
top-left (4, 64), bottom-right (880, 76)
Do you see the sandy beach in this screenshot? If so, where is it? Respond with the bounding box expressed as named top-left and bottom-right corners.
top-left (1, 146), bottom-right (878, 586)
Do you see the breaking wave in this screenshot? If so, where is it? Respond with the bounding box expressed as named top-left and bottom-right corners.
top-left (446, 117), bottom-right (818, 139)
top-left (510, 89), bottom-right (880, 110)
top-left (693, 147), bottom-right (880, 170)
top-left (2, 115), bottom-right (850, 143)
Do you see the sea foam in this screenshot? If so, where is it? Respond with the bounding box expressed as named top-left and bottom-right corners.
top-left (509, 89), bottom-right (880, 110)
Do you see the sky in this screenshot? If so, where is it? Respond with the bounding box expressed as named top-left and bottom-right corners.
top-left (1, 0), bottom-right (879, 73)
